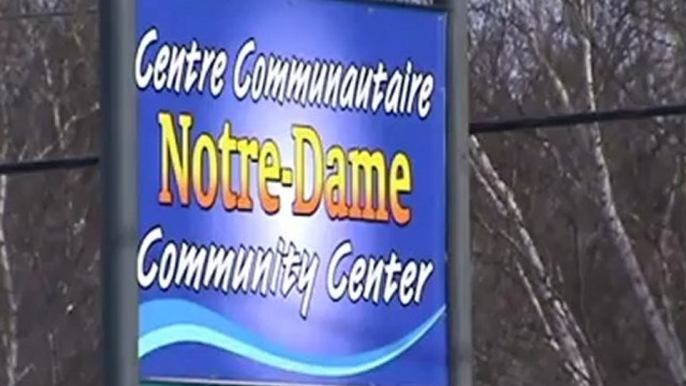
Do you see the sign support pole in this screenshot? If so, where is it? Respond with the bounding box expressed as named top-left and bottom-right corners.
top-left (100, 0), bottom-right (138, 386)
top-left (445, 0), bottom-right (471, 386)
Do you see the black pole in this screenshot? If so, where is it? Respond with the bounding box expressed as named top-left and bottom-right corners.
top-left (100, 0), bottom-right (138, 386)
top-left (0, 156), bottom-right (98, 175)
top-left (471, 103), bottom-right (686, 133)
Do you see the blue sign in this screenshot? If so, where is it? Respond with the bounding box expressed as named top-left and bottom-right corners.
top-left (136, 0), bottom-right (448, 385)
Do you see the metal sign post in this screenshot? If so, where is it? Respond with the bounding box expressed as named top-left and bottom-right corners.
top-left (100, 0), bottom-right (138, 386)
top-left (445, 0), bottom-right (472, 386)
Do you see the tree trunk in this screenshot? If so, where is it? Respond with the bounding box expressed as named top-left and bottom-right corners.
top-left (470, 136), bottom-right (604, 386)
top-left (524, 0), bottom-right (686, 383)
top-left (0, 169), bottom-right (18, 386)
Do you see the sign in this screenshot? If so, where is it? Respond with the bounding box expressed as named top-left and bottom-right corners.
top-left (135, 0), bottom-right (448, 385)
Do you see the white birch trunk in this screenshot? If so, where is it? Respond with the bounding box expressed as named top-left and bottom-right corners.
top-left (471, 136), bottom-right (603, 386)
top-left (578, 7), bottom-right (686, 385)
top-left (0, 156), bottom-right (18, 386)
top-left (519, 0), bottom-right (686, 383)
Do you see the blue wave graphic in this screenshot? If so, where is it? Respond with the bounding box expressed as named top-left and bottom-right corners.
top-left (139, 299), bottom-right (445, 377)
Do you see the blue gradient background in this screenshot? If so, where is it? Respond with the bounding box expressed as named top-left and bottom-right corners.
top-left (137, 0), bottom-right (448, 385)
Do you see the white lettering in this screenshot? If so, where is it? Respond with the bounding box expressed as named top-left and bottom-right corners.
top-left (327, 241), bottom-right (352, 301)
top-left (135, 27), bottom-right (158, 89)
top-left (233, 38), bottom-right (256, 100)
top-left (325, 240), bottom-right (435, 306)
top-left (134, 27), bottom-right (229, 97)
top-left (137, 225), bottom-right (162, 288)
top-left (135, 226), bottom-right (322, 319)
top-left (228, 37), bottom-right (436, 120)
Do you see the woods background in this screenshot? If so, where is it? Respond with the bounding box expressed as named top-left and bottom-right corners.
top-left (0, 0), bottom-right (685, 385)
